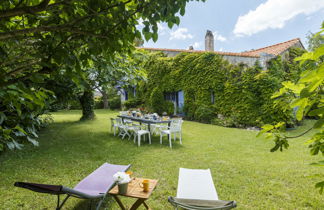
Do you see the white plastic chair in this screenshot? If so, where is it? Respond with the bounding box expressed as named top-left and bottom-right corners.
top-left (133, 124), bottom-right (151, 147)
top-left (115, 118), bottom-right (131, 139)
top-left (110, 118), bottom-right (118, 136)
top-left (160, 119), bottom-right (183, 148)
top-left (119, 111), bottom-right (128, 115)
top-left (151, 124), bottom-right (168, 135)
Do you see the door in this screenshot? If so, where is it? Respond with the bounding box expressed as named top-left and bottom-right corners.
top-left (178, 90), bottom-right (184, 112)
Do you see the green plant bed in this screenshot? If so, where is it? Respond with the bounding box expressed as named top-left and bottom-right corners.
top-left (0, 110), bottom-right (322, 209)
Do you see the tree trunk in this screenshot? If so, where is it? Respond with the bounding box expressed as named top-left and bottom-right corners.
top-left (79, 89), bottom-right (95, 120)
top-left (102, 90), bottom-right (109, 109)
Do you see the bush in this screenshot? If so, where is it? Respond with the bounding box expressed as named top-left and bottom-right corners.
top-left (149, 87), bottom-right (165, 114)
top-left (94, 97), bottom-right (103, 109)
top-left (108, 96), bottom-right (121, 109)
top-left (69, 99), bottom-right (82, 110)
top-left (212, 115), bottom-right (239, 128)
top-left (194, 104), bottom-right (216, 123)
top-left (164, 101), bottom-right (175, 115)
top-left (123, 98), bottom-right (142, 109)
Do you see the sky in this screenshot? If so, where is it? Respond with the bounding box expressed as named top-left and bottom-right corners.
top-left (142, 0), bottom-right (324, 52)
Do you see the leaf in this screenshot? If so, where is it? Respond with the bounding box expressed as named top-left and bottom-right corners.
top-left (310, 160), bottom-right (324, 166)
top-left (167, 21), bottom-right (174, 28)
top-left (0, 112), bottom-right (6, 124)
top-left (6, 142), bottom-right (15, 150)
top-left (152, 33), bottom-right (158, 42)
top-left (12, 140), bottom-right (23, 150)
top-left (315, 181), bottom-right (324, 194)
top-left (313, 45), bottom-right (324, 60)
top-left (180, 7), bottom-right (185, 16)
top-left (257, 124), bottom-right (274, 137)
top-left (308, 107), bottom-right (324, 117)
top-left (313, 119), bottom-right (324, 129)
top-left (174, 16), bottom-right (180, 25)
top-left (27, 136), bottom-right (39, 146)
top-left (144, 32), bottom-right (151, 41)
top-left (291, 98), bottom-right (308, 121)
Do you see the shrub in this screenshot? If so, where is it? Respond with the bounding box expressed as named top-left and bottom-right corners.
top-left (94, 97), bottom-right (103, 109)
top-left (194, 104), bottom-right (216, 123)
top-left (69, 99), bottom-right (82, 110)
top-left (211, 114), bottom-right (241, 128)
top-left (164, 101), bottom-right (175, 115)
top-left (108, 96), bottom-right (121, 109)
top-left (149, 87), bottom-right (165, 114)
top-left (123, 98), bottom-right (142, 109)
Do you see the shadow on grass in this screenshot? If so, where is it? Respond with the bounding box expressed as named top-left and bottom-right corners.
top-left (1, 119), bottom-right (182, 209)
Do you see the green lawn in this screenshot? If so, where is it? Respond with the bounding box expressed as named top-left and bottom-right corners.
top-left (0, 110), bottom-right (323, 209)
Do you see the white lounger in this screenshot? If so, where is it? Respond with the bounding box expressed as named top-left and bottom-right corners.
top-left (168, 168), bottom-right (236, 210)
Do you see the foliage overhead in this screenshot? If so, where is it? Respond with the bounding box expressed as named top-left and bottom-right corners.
top-left (0, 0), bottom-right (205, 151)
top-left (258, 26), bottom-right (324, 193)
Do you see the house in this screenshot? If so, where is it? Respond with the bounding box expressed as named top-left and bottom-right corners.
top-left (121, 30), bottom-right (305, 110)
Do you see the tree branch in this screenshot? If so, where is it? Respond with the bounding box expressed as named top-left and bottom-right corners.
top-left (4, 60), bottom-right (41, 76)
top-left (286, 127), bottom-right (313, 139)
top-left (0, 0), bottom-right (51, 19)
top-left (0, 24), bottom-right (108, 40)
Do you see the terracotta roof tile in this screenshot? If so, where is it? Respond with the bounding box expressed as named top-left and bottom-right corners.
top-left (138, 38), bottom-right (303, 58)
top-left (240, 38), bottom-right (303, 56)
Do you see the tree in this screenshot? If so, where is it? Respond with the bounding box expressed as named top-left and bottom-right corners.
top-left (258, 26), bottom-right (324, 193)
top-left (0, 0), bottom-right (205, 151)
top-left (77, 50), bottom-right (147, 119)
top-left (306, 21), bottom-right (324, 51)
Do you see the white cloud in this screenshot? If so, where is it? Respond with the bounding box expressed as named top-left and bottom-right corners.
top-left (233, 0), bottom-right (324, 36)
top-left (192, 42), bottom-right (201, 49)
top-left (213, 31), bottom-right (227, 42)
top-left (169, 28), bottom-right (194, 40)
top-left (157, 23), bottom-right (166, 35)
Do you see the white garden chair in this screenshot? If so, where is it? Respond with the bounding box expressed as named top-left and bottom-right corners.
top-left (151, 124), bottom-right (168, 135)
top-left (160, 119), bottom-right (183, 148)
top-left (115, 118), bottom-right (131, 139)
top-left (110, 118), bottom-right (118, 136)
top-left (168, 168), bottom-right (236, 210)
top-left (119, 111), bottom-right (128, 115)
top-left (133, 124), bottom-right (151, 147)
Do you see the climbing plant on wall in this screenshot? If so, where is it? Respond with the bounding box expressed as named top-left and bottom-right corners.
top-left (136, 48), bottom-right (305, 127)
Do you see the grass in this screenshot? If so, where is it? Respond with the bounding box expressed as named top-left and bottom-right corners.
top-left (0, 109), bottom-right (323, 209)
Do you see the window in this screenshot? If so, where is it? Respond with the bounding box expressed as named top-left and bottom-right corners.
top-left (211, 91), bottom-right (215, 104)
top-left (125, 91), bottom-right (128, 101)
top-left (133, 86), bottom-right (136, 97)
top-left (164, 92), bottom-right (177, 102)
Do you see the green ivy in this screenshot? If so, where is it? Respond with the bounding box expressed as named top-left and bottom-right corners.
top-left (137, 48), bottom-right (305, 127)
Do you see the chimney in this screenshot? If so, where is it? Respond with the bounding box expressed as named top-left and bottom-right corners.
top-left (205, 30), bottom-right (214, 51)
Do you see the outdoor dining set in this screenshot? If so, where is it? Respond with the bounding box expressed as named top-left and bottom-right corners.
top-left (110, 111), bottom-right (183, 148)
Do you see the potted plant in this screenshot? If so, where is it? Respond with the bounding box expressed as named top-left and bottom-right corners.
top-left (113, 172), bottom-right (131, 194)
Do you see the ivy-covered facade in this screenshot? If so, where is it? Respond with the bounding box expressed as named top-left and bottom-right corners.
top-left (122, 36), bottom-right (306, 128)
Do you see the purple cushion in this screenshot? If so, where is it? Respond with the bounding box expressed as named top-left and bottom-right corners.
top-left (73, 163), bottom-right (130, 196)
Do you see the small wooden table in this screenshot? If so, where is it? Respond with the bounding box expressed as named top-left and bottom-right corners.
top-left (109, 178), bottom-right (158, 210)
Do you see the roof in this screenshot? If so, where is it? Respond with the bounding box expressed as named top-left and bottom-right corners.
top-left (242, 38), bottom-right (303, 57)
top-left (138, 38), bottom-right (303, 58)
